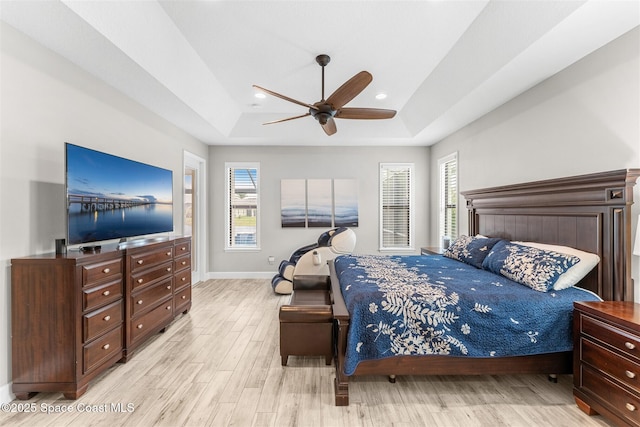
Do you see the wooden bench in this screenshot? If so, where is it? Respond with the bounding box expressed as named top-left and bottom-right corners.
top-left (279, 275), bottom-right (333, 365)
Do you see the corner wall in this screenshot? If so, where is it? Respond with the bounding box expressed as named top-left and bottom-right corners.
top-left (0, 23), bottom-right (208, 403)
top-left (429, 27), bottom-right (640, 298)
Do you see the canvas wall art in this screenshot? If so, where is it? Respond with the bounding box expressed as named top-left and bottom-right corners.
top-left (280, 178), bottom-right (359, 228)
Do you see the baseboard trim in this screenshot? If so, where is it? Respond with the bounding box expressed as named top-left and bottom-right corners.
top-left (0, 382), bottom-right (13, 404)
top-left (205, 271), bottom-right (274, 280)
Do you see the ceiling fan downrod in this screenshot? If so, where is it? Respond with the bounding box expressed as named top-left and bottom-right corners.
top-left (316, 54), bottom-right (330, 101)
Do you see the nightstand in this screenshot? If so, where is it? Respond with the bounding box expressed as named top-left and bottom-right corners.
top-left (573, 301), bottom-right (640, 426)
top-left (420, 247), bottom-right (443, 255)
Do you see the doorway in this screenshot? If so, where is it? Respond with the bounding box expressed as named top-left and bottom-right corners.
top-left (184, 151), bottom-right (206, 284)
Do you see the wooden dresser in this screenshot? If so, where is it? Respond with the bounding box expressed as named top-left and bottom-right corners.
top-left (574, 301), bottom-right (640, 426)
top-left (11, 236), bottom-right (192, 399)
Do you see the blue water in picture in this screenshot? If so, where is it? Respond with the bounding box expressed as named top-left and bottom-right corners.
top-left (68, 204), bottom-right (173, 244)
top-left (281, 207), bottom-right (307, 227)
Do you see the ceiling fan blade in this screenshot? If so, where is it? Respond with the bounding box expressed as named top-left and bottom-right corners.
top-left (326, 71), bottom-right (372, 109)
top-left (335, 108), bottom-right (396, 120)
top-left (262, 113), bottom-right (310, 125)
top-left (321, 117), bottom-right (337, 136)
top-left (253, 85), bottom-right (318, 110)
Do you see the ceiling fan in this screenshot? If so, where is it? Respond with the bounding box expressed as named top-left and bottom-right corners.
top-left (253, 54), bottom-right (396, 136)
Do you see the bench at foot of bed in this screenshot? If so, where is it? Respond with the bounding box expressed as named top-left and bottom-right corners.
top-left (279, 275), bottom-right (333, 366)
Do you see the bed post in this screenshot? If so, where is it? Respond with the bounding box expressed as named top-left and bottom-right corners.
top-left (329, 260), bottom-right (350, 406)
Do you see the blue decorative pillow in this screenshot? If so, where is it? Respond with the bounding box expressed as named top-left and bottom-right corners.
top-left (482, 241), bottom-right (580, 292)
top-left (443, 235), bottom-right (503, 269)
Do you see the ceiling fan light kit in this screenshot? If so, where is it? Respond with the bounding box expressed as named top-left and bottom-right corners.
top-left (253, 54), bottom-right (396, 136)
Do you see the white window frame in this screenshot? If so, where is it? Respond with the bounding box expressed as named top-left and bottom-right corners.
top-left (438, 152), bottom-right (458, 246)
top-left (225, 162), bottom-right (260, 251)
top-left (379, 162), bottom-right (414, 251)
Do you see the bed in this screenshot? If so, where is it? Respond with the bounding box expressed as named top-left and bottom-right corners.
top-left (330, 169), bottom-right (640, 406)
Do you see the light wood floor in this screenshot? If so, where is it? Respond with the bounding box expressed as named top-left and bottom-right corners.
top-left (1, 279), bottom-right (613, 427)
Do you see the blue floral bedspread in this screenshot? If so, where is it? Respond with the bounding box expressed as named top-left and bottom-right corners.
top-left (334, 254), bottom-right (601, 375)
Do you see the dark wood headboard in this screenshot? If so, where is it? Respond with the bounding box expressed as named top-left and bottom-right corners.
top-left (461, 169), bottom-right (640, 302)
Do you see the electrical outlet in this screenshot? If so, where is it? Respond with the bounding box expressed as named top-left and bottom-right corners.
top-left (268, 256), bottom-right (275, 265)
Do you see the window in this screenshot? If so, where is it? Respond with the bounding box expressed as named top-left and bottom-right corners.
top-left (225, 163), bottom-right (259, 250)
top-left (439, 153), bottom-right (458, 245)
top-left (379, 163), bottom-right (414, 250)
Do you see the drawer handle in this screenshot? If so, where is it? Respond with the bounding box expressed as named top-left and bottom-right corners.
top-left (166, 305), bottom-right (171, 310)
top-left (137, 260), bottom-right (144, 265)
top-left (103, 268), bottom-right (110, 274)
top-left (102, 343), bottom-right (110, 350)
top-left (625, 342), bottom-right (636, 350)
top-left (626, 403), bottom-right (637, 412)
top-left (137, 300), bottom-right (143, 305)
top-left (166, 251), bottom-right (171, 256)
top-left (626, 370), bottom-right (637, 379)
top-left (167, 267), bottom-right (172, 272)
top-left (181, 247), bottom-right (186, 251)
top-left (137, 278), bottom-right (144, 284)
top-left (137, 324), bottom-right (143, 329)
top-left (103, 315), bottom-right (111, 322)
top-left (167, 285), bottom-right (171, 290)
top-left (182, 295), bottom-right (186, 299)
top-left (102, 290), bottom-right (110, 296)
top-left (181, 277), bottom-right (186, 281)
top-left (181, 261), bottom-right (187, 265)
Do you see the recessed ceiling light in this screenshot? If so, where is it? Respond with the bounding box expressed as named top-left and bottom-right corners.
top-left (375, 93), bottom-right (387, 100)
top-left (254, 92), bottom-right (266, 99)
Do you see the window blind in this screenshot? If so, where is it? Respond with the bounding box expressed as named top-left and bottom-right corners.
top-left (439, 154), bottom-right (458, 242)
top-left (380, 163), bottom-right (413, 249)
top-left (226, 164), bottom-right (259, 248)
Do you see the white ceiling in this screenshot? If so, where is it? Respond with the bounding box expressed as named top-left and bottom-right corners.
top-left (1, 1), bottom-right (638, 146)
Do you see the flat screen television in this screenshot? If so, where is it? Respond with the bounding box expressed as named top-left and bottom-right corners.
top-left (65, 143), bottom-right (174, 247)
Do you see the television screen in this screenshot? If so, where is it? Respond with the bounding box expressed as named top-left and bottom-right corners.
top-left (65, 143), bottom-right (173, 246)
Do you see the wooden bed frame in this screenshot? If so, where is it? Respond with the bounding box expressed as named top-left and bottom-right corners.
top-left (330, 169), bottom-right (640, 406)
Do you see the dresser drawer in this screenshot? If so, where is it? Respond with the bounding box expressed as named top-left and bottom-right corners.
top-left (129, 298), bottom-right (173, 344)
top-left (582, 315), bottom-right (640, 362)
top-left (82, 258), bottom-right (123, 287)
top-left (83, 300), bottom-right (123, 342)
top-left (581, 338), bottom-right (640, 394)
top-left (174, 267), bottom-right (191, 290)
top-left (83, 278), bottom-right (122, 312)
top-left (582, 364), bottom-right (640, 426)
top-left (131, 262), bottom-right (173, 291)
top-left (174, 255), bottom-right (191, 273)
top-left (174, 241), bottom-right (191, 256)
top-left (129, 247), bottom-right (173, 273)
top-left (83, 326), bottom-right (123, 374)
top-left (130, 278), bottom-right (173, 317)
top-left (174, 285), bottom-right (191, 312)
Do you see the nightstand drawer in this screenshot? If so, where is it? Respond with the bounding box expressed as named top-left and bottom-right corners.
top-left (582, 364), bottom-right (640, 426)
top-left (581, 338), bottom-right (640, 393)
top-left (582, 315), bottom-right (640, 362)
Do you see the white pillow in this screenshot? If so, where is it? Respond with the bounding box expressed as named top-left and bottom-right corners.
top-left (513, 242), bottom-right (600, 290)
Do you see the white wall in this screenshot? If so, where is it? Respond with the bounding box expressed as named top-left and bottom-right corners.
top-left (208, 145), bottom-right (430, 275)
top-left (0, 23), bottom-right (208, 403)
top-left (429, 27), bottom-right (640, 297)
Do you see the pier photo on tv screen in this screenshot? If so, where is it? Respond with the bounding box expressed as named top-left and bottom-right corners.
top-left (65, 143), bottom-right (173, 245)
